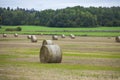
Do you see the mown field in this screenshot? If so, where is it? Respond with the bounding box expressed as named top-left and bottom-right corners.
top-left (0, 34), bottom-right (120, 80)
top-left (0, 25), bottom-right (120, 36)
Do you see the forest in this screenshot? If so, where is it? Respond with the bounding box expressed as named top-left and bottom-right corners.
top-left (0, 6), bottom-right (120, 27)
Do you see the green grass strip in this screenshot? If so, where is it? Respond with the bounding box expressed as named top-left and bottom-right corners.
top-left (0, 54), bottom-right (19, 59)
top-left (63, 52), bottom-right (120, 58)
top-left (0, 61), bottom-right (120, 71)
top-left (1, 26), bottom-right (120, 37)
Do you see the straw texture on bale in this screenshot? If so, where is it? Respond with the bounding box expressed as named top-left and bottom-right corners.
top-left (31, 35), bottom-right (37, 42)
top-left (27, 35), bottom-right (31, 39)
top-left (52, 35), bottom-right (58, 40)
top-left (70, 34), bottom-right (75, 39)
top-left (61, 34), bottom-right (65, 38)
top-left (3, 34), bottom-right (7, 37)
top-left (115, 36), bottom-right (120, 42)
top-left (42, 40), bottom-right (54, 46)
top-left (40, 45), bottom-right (62, 63)
top-left (14, 33), bottom-right (18, 37)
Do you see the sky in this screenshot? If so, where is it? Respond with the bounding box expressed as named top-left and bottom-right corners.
top-left (0, 0), bottom-right (120, 10)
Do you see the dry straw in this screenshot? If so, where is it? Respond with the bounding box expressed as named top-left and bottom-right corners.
top-left (115, 36), bottom-right (120, 42)
top-left (27, 35), bottom-right (31, 39)
top-left (40, 45), bottom-right (62, 63)
top-left (14, 33), bottom-right (18, 37)
top-left (70, 34), bottom-right (75, 39)
top-left (42, 40), bottom-right (54, 46)
top-left (52, 35), bottom-right (58, 40)
top-left (40, 33), bottom-right (43, 35)
top-left (3, 34), bottom-right (7, 37)
top-left (31, 35), bottom-right (37, 42)
top-left (61, 34), bottom-right (65, 38)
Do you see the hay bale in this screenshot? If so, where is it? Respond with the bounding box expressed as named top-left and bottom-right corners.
top-left (27, 35), bottom-right (31, 39)
top-left (70, 34), bottom-right (75, 39)
top-left (40, 45), bottom-right (62, 63)
top-left (14, 33), bottom-right (18, 37)
top-left (40, 33), bottom-right (43, 35)
top-left (115, 36), bottom-right (120, 42)
top-left (31, 35), bottom-right (37, 42)
top-left (52, 35), bottom-right (58, 40)
top-left (3, 34), bottom-right (7, 37)
top-left (61, 34), bottom-right (65, 38)
top-left (42, 40), bottom-right (54, 46)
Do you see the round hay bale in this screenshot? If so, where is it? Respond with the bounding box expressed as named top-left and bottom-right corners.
top-left (40, 45), bottom-right (62, 63)
top-left (14, 33), bottom-right (18, 37)
top-left (31, 35), bottom-right (37, 42)
top-left (42, 40), bottom-right (54, 46)
top-left (40, 33), bottom-right (43, 35)
top-left (115, 36), bottom-right (120, 42)
top-left (52, 35), bottom-right (58, 40)
top-left (3, 34), bottom-right (7, 37)
top-left (61, 34), bottom-right (65, 38)
top-left (70, 34), bottom-right (75, 39)
top-left (27, 35), bottom-right (31, 39)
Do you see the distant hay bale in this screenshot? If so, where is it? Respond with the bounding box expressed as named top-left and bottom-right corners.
top-left (31, 35), bottom-right (37, 42)
top-left (27, 35), bottom-right (31, 39)
top-left (40, 45), bottom-right (62, 63)
top-left (40, 33), bottom-right (43, 35)
top-left (115, 36), bottom-right (120, 42)
top-left (70, 34), bottom-right (75, 39)
top-left (3, 34), bottom-right (7, 37)
top-left (52, 35), bottom-right (58, 40)
top-left (14, 33), bottom-right (18, 37)
top-left (42, 40), bottom-right (54, 46)
top-left (61, 34), bottom-right (65, 38)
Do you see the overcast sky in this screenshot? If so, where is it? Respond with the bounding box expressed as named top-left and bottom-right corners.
top-left (0, 0), bottom-right (120, 10)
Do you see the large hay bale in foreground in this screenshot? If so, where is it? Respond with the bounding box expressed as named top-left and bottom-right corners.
top-left (40, 45), bottom-right (62, 63)
top-left (61, 34), bottom-right (65, 38)
top-left (70, 34), bottom-right (75, 39)
top-left (31, 35), bottom-right (37, 42)
top-left (52, 35), bottom-right (58, 40)
top-left (42, 40), bottom-right (54, 46)
top-left (115, 36), bottom-right (120, 42)
top-left (27, 35), bottom-right (31, 39)
top-left (14, 33), bottom-right (18, 37)
top-left (3, 34), bottom-right (7, 37)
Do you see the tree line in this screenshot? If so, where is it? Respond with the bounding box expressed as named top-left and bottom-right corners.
top-left (0, 6), bottom-right (120, 27)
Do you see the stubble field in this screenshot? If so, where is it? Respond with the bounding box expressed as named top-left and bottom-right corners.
top-left (0, 34), bottom-right (120, 80)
